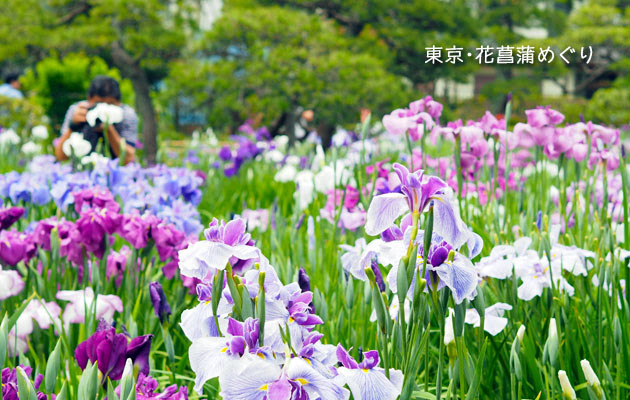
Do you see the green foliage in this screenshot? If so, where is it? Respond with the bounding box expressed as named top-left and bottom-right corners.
top-left (165, 5), bottom-right (413, 133)
top-left (0, 96), bottom-right (47, 139)
top-left (255, 0), bottom-right (480, 84)
top-left (21, 53), bottom-right (134, 129)
top-left (586, 76), bottom-right (630, 125)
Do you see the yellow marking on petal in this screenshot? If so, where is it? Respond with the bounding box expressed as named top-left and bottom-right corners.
top-left (259, 384), bottom-right (268, 391)
top-left (257, 353), bottom-right (266, 360)
top-left (296, 378), bottom-right (309, 385)
top-left (362, 369), bottom-right (369, 373)
top-left (220, 347), bottom-right (227, 353)
top-left (288, 317), bottom-right (294, 323)
top-left (205, 301), bottom-right (211, 305)
top-left (304, 358), bottom-right (312, 365)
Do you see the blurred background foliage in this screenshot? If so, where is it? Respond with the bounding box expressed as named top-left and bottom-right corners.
top-left (1, 0), bottom-right (629, 159)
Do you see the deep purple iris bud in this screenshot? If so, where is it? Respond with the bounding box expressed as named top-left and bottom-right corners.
top-left (218, 146), bottom-right (232, 161)
top-left (298, 267), bottom-right (311, 292)
top-left (381, 226), bottom-right (403, 242)
top-left (580, 113), bottom-right (585, 124)
top-left (506, 92), bottom-right (512, 103)
top-left (370, 259), bottom-right (386, 292)
top-left (622, 144), bottom-right (626, 159)
top-left (358, 347), bottom-right (364, 362)
top-left (0, 206), bottom-right (24, 231)
top-left (536, 211), bottom-right (542, 231)
top-left (149, 282), bottom-right (171, 324)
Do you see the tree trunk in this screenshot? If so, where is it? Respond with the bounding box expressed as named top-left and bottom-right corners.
top-left (111, 41), bottom-right (159, 164)
top-left (132, 74), bottom-right (158, 164)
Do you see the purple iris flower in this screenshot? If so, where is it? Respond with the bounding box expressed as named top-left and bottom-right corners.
top-left (0, 206), bottom-right (24, 231)
top-left (149, 281), bottom-right (172, 323)
top-left (178, 217), bottom-right (260, 280)
top-left (73, 187), bottom-right (120, 214)
top-left (2, 366), bottom-right (51, 400)
top-left (57, 220), bottom-right (84, 266)
top-left (218, 146), bottom-right (233, 161)
top-left (419, 235), bottom-right (479, 304)
top-left (76, 207), bottom-right (121, 259)
top-left (336, 344), bottom-right (403, 400)
top-left (0, 230), bottom-right (30, 266)
top-left (132, 373), bottom-right (189, 400)
top-left (256, 126), bottom-right (271, 141)
top-left (120, 212), bottom-right (152, 249)
top-left (152, 222), bottom-right (186, 262)
top-left (288, 292), bottom-right (323, 327)
top-left (366, 163), bottom-right (472, 249)
top-left (74, 322), bottom-right (153, 381)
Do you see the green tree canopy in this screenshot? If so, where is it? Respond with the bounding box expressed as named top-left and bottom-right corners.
top-left (165, 4), bottom-right (413, 144)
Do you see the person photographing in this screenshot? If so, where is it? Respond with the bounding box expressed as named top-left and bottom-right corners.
top-left (54, 76), bottom-right (137, 164)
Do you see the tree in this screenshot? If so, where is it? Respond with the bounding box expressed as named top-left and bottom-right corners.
top-left (165, 3), bottom-right (413, 145)
top-left (255, 0), bottom-right (481, 88)
top-left (0, 0), bottom-right (202, 163)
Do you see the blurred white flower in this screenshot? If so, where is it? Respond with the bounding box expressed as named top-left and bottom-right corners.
top-left (0, 129), bottom-right (20, 146)
top-left (275, 164), bottom-right (297, 182)
top-left (86, 103), bottom-right (123, 126)
top-left (274, 135), bottom-right (289, 150)
top-left (81, 152), bottom-right (109, 167)
top-left (264, 149), bottom-right (285, 163)
top-left (32, 125), bottom-right (48, 140)
top-left (294, 170), bottom-right (315, 210)
top-left (21, 141), bottom-right (40, 155)
top-left (62, 132), bottom-right (92, 158)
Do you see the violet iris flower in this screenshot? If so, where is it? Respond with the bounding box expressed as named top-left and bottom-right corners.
top-left (76, 207), bottom-right (121, 259)
top-left (336, 344), bottom-right (403, 400)
top-left (524, 106), bottom-right (565, 147)
top-left (189, 317), bottom-right (270, 394)
top-left (365, 163), bottom-right (471, 249)
top-left (2, 366), bottom-right (50, 400)
top-left (132, 373), bottom-right (189, 400)
top-left (0, 206), bottom-right (24, 231)
top-left (0, 230), bottom-right (29, 266)
top-left (75, 321), bottom-right (153, 381)
top-left (178, 218), bottom-right (260, 280)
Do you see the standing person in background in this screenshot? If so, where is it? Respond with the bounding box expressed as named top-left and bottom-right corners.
top-left (0, 73), bottom-right (24, 99)
top-left (54, 75), bottom-right (137, 164)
